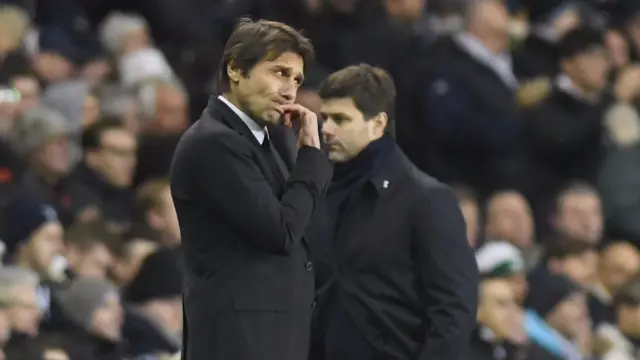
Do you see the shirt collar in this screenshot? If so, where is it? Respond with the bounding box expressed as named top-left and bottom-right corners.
top-left (218, 95), bottom-right (267, 144)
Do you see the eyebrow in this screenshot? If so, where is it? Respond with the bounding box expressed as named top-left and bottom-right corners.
top-left (274, 65), bottom-right (304, 84)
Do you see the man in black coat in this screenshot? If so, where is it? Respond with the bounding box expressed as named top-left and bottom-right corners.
top-left (169, 19), bottom-right (333, 360)
top-left (307, 64), bottom-right (479, 360)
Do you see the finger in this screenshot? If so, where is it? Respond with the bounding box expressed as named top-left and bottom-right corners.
top-left (283, 113), bottom-right (292, 127)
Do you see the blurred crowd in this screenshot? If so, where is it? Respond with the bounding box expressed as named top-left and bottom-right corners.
top-left (0, 0), bottom-right (639, 359)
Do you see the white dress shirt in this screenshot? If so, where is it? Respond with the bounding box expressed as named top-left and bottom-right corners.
top-left (218, 95), bottom-right (268, 144)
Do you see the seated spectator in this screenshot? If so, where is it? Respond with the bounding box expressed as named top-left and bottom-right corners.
top-left (589, 242), bottom-right (640, 327)
top-left (74, 118), bottom-right (138, 230)
top-left (484, 190), bottom-right (539, 269)
top-left (64, 221), bottom-right (119, 279)
top-left (551, 182), bottom-right (604, 245)
top-left (527, 273), bottom-right (592, 358)
top-left (10, 105), bottom-right (97, 226)
top-left (0, 266), bottom-right (42, 352)
top-left (463, 276), bottom-right (530, 359)
top-left (132, 178), bottom-right (179, 247)
top-left (597, 275), bottom-right (640, 360)
top-left (122, 248), bottom-right (182, 358)
top-left (521, 28), bottom-right (612, 231)
top-left (534, 238), bottom-right (598, 289)
top-left (53, 277), bottom-right (124, 360)
top-left (3, 192), bottom-right (66, 283)
top-left (106, 236), bottom-right (157, 288)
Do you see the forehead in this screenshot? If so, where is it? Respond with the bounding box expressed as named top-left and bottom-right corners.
top-left (482, 280), bottom-right (512, 301)
top-left (561, 191), bottom-right (599, 206)
top-left (256, 52), bottom-right (303, 73)
top-left (320, 97), bottom-right (361, 116)
top-left (101, 128), bottom-right (135, 144)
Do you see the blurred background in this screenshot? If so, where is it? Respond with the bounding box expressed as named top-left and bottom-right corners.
top-left (1, 0), bottom-right (640, 359)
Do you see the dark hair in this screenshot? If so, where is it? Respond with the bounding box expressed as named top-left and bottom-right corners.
top-left (555, 181), bottom-right (599, 212)
top-left (65, 220), bottom-right (122, 252)
top-left (214, 18), bottom-right (314, 94)
top-left (81, 116), bottom-right (126, 151)
top-left (319, 63), bottom-right (397, 133)
top-left (614, 275), bottom-right (640, 309)
top-left (544, 238), bottom-right (595, 262)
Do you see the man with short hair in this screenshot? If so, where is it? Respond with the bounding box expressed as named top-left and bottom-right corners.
top-left (307, 64), bottom-right (478, 360)
top-left (170, 19), bottom-right (333, 360)
top-left (75, 117), bottom-right (138, 228)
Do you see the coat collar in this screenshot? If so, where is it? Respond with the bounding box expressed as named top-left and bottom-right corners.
top-left (367, 144), bottom-right (411, 196)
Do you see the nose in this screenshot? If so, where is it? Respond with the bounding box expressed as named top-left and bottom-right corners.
top-left (321, 118), bottom-right (336, 136)
top-left (280, 82), bottom-right (296, 103)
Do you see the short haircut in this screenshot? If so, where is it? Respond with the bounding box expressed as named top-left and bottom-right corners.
top-left (556, 181), bottom-right (599, 209)
top-left (214, 18), bottom-right (314, 94)
top-left (65, 220), bottom-right (122, 253)
top-left (81, 117), bottom-right (126, 151)
top-left (544, 238), bottom-right (595, 262)
top-left (319, 63), bottom-right (397, 133)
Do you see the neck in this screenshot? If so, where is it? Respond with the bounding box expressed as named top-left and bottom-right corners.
top-left (332, 134), bottom-right (395, 185)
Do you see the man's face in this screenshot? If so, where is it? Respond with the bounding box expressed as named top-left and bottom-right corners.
top-left (155, 85), bottom-right (187, 134)
top-left (8, 284), bottom-right (42, 337)
top-left (91, 291), bottom-right (123, 341)
top-left (478, 279), bottom-right (522, 340)
top-left (564, 47), bottom-right (610, 93)
top-left (232, 52), bottom-right (303, 125)
top-left (23, 222), bottom-right (65, 275)
top-left (110, 239), bottom-right (157, 286)
top-left (33, 136), bottom-right (71, 176)
top-left (91, 129), bottom-right (137, 188)
top-left (547, 292), bottom-right (589, 337)
top-left (556, 192), bottom-right (603, 244)
top-left (600, 245), bottom-right (640, 294)
top-left (486, 193), bottom-right (534, 247)
top-left (320, 97), bottom-right (385, 162)
top-left (68, 242), bottom-right (113, 279)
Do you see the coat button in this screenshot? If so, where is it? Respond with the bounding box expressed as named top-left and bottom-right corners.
top-left (305, 261), bottom-right (313, 271)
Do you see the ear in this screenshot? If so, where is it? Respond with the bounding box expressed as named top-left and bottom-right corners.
top-left (372, 112), bottom-right (388, 136)
top-left (226, 60), bottom-right (242, 84)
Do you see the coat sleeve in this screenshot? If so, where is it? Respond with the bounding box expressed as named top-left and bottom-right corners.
top-left (413, 185), bottom-right (479, 360)
top-left (189, 133), bottom-right (333, 254)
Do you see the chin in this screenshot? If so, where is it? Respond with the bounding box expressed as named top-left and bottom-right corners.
top-left (263, 110), bottom-right (281, 125)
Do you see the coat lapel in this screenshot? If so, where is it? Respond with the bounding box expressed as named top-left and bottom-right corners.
top-left (207, 96), bottom-right (293, 189)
